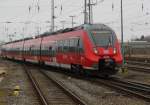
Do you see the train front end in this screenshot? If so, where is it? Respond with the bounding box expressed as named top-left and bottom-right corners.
top-left (84, 24), bottom-right (123, 76)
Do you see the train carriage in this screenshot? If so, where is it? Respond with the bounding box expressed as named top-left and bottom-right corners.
top-left (3, 43), bottom-right (14, 59)
top-left (12, 41), bottom-right (24, 60)
top-left (23, 38), bottom-right (41, 63)
top-left (0, 24), bottom-right (123, 76)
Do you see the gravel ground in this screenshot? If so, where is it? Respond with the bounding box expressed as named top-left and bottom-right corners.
top-left (31, 68), bottom-right (78, 105)
top-left (0, 78), bottom-right (3, 82)
top-left (0, 59), bottom-right (150, 105)
top-left (0, 59), bottom-right (40, 105)
top-left (126, 55), bottom-right (150, 59)
top-left (45, 70), bottom-right (150, 105)
top-left (120, 56), bottom-right (150, 84)
top-left (116, 68), bottom-right (150, 85)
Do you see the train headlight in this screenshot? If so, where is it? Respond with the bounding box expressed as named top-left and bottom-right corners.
top-left (113, 48), bottom-right (117, 54)
top-left (93, 48), bottom-right (98, 54)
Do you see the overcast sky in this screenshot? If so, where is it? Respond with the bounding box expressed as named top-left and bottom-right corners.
top-left (0, 0), bottom-right (150, 42)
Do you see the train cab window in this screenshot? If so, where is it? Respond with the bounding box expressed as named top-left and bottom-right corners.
top-left (91, 31), bottom-right (115, 47)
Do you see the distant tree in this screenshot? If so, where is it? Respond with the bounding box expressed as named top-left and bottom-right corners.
top-left (0, 41), bottom-right (5, 45)
top-left (140, 35), bottom-right (145, 40)
top-left (132, 35), bottom-right (146, 41)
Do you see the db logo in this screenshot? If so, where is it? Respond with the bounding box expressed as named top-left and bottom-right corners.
top-left (104, 50), bottom-right (109, 54)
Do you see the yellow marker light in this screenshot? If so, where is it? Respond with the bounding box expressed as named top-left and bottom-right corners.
top-left (13, 85), bottom-right (20, 96)
top-left (13, 91), bottom-right (19, 96)
top-left (14, 86), bottom-right (20, 91)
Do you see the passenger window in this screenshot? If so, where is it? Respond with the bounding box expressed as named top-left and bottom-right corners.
top-left (57, 41), bottom-right (62, 52)
top-left (63, 40), bottom-right (69, 52)
top-left (69, 39), bottom-right (75, 52)
top-left (74, 38), bottom-right (78, 47)
top-left (79, 38), bottom-right (83, 53)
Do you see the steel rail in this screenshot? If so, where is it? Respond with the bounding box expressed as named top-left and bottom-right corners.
top-left (112, 77), bottom-right (150, 90)
top-left (125, 80), bottom-right (150, 88)
top-left (39, 70), bottom-right (88, 105)
top-left (94, 78), bottom-right (150, 102)
top-left (125, 57), bottom-right (150, 63)
top-left (41, 65), bottom-right (150, 102)
top-left (126, 64), bottom-right (150, 73)
top-left (126, 61), bottom-right (150, 67)
top-left (24, 65), bottom-right (49, 105)
top-left (110, 78), bottom-right (150, 93)
top-left (43, 66), bottom-right (150, 102)
top-left (23, 62), bottom-right (150, 103)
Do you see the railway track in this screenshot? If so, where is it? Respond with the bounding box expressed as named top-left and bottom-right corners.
top-left (24, 65), bottom-right (49, 105)
top-left (49, 68), bottom-right (150, 102)
top-left (127, 64), bottom-right (150, 73)
top-left (13, 61), bottom-right (150, 103)
top-left (125, 57), bottom-right (150, 63)
top-left (40, 66), bottom-right (150, 102)
top-left (126, 61), bottom-right (150, 73)
top-left (126, 61), bottom-right (150, 67)
top-left (94, 77), bottom-right (150, 102)
top-left (40, 64), bottom-right (150, 102)
top-left (23, 64), bottom-right (87, 105)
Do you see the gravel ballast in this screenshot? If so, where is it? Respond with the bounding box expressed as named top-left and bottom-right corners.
top-left (117, 69), bottom-right (150, 85)
top-left (0, 60), bottom-right (40, 105)
top-left (45, 70), bottom-right (150, 105)
top-left (0, 59), bottom-right (150, 105)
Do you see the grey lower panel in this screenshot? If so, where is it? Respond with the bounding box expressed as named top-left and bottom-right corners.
top-left (45, 61), bottom-right (71, 69)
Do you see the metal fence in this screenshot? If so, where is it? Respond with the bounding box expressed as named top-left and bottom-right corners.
top-left (124, 41), bottom-right (150, 56)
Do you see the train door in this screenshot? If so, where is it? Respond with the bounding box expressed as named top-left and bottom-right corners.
top-left (75, 38), bottom-right (82, 64)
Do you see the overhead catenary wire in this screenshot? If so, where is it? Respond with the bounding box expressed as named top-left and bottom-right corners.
top-left (0, 0), bottom-right (150, 41)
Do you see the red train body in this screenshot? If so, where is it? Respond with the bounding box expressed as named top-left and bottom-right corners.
top-left (0, 24), bottom-right (123, 76)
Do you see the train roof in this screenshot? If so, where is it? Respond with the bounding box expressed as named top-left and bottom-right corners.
top-left (3, 23), bottom-right (113, 45)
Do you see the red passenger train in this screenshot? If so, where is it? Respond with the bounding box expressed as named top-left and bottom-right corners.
top-left (0, 24), bottom-right (123, 76)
